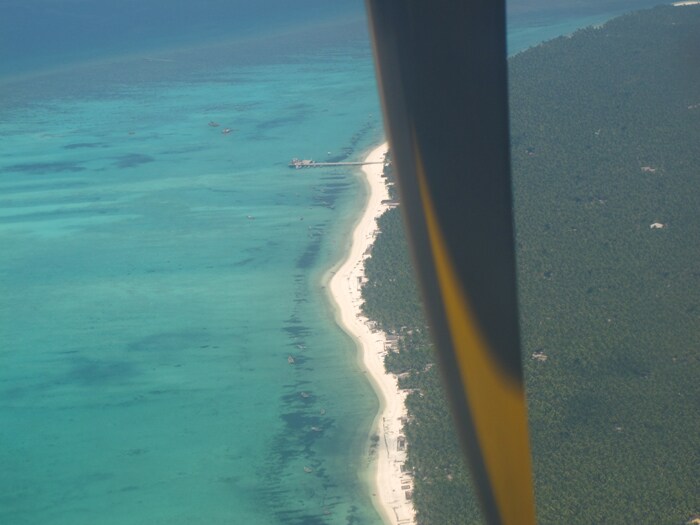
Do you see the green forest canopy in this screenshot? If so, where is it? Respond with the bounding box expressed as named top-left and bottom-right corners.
top-left (362, 6), bottom-right (700, 525)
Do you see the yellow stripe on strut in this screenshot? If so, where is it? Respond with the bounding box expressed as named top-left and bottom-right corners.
top-left (414, 149), bottom-right (536, 525)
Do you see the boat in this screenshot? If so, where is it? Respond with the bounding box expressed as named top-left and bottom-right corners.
top-left (208, 121), bottom-right (219, 127)
top-left (287, 355), bottom-right (295, 364)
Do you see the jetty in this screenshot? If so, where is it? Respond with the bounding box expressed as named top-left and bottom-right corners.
top-left (289, 158), bottom-right (384, 169)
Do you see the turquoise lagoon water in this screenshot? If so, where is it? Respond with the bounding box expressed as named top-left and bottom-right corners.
top-left (0, 22), bottom-right (384, 525)
top-left (0, 3), bottom-right (660, 524)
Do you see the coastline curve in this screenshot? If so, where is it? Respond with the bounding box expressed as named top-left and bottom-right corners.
top-left (327, 142), bottom-right (416, 525)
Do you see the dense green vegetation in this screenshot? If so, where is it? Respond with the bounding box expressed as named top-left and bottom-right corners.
top-left (362, 6), bottom-right (699, 525)
top-left (362, 209), bottom-right (422, 333)
top-left (363, 206), bottom-right (483, 525)
top-left (511, 6), bottom-right (700, 523)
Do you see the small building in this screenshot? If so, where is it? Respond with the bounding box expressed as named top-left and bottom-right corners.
top-left (289, 158), bottom-right (315, 169)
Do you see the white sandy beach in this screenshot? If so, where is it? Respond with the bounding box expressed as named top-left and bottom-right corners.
top-left (328, 143), bottom-right (416, 525)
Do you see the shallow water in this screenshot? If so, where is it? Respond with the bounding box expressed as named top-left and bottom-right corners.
top-left (0, 3), bottom-right (655, 524)
top-left (1, 26), bottom-right (385, 524)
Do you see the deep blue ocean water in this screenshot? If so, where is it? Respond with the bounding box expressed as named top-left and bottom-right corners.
top-left (0, 2), bottom-right (663, 523)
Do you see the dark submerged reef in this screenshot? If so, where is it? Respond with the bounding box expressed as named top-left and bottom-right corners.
top-left (361, 6), bottom-right (700, 524)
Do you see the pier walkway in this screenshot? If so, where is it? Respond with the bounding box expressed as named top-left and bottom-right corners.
top-left (289, 158), bottom-right (384, 169)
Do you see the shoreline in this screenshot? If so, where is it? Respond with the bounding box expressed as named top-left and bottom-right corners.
top-left (327, 142), bottom-right (416, 525)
